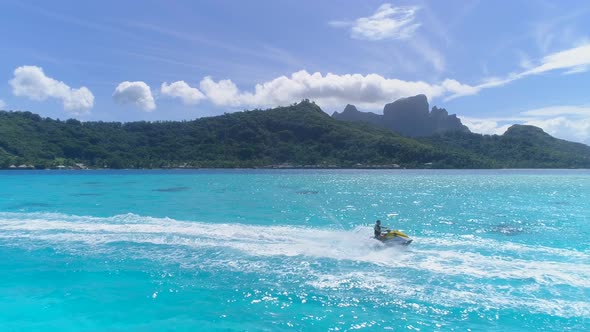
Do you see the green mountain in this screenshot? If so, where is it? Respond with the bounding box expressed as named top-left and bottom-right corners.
top-left (0, 101), bottom-right (589, 169)
top-left (421, 125), bottom-right (590, 168)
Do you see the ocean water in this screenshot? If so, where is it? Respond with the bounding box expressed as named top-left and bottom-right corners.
top-left (0, 169), bottom-right (588, 331)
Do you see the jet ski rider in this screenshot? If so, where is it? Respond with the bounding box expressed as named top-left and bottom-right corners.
top-left (374, 220), bottom-right (383, 239)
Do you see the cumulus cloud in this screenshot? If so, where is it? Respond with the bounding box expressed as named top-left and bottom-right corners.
top-left (198, 70), bottom-right (476, 110)
top-left (447, 42), bottom-right (590, 100)
top-left (0, 99), bottom-right (5, 109)
top-left (460, 104), bottom-right (590, 145)
top-left (524, 116), bottom-right (590, 144)
top-left (161, 81), bottom-right (205, 105)
top-left (9, 65), bottom-right (94, 114)
top-left (521, 105), bottom-right (590, 144)
top-left (200, 76), bottom-right (243, 107)
top-left (330, 3), bottom-right (421, 40)
top-left (113, 81), bottom-right (156, 111)
top-left (460, 117), bottom-right (513, 136)
top-left (116, 42), bottom-right (590, 114)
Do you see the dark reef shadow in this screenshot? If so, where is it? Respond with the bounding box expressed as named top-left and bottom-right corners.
top-left (550, 201), bottom-right (569, 206)
top-left (5, 202), bottom-right (52, 210)
top-left (490, 224), bottom-right (525, 236)
top-left (295, 190), bottom-right (319, 195)
top-left (153, 186), bottom-right (191, 192)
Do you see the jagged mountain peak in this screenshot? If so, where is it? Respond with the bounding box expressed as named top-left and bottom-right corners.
top-left (332, 95), bottom-right (469, 137)
top-left (342, 104), bottom-right (359, 113)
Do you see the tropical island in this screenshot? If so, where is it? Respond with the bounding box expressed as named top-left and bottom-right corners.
top-left (1, 96), bottom-right (589, 169)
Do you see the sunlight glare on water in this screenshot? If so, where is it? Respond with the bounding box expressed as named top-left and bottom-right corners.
top-left (0, 169), bottom-right (588, 331)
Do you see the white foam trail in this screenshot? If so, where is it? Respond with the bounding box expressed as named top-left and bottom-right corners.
top-left (307, 272), bottom-right (590, 318)
top-left (419, 234), bottom-right (590, 260)
top-left (1, 212), bottom-right (589, 289)
top-left (408, 249), bottom-right (590, 287)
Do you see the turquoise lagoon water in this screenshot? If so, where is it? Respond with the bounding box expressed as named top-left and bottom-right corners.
top-left (0, 169), bottom-right (588, 331)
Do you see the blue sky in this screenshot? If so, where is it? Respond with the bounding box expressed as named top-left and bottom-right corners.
top-left (1, 1), bottom-right (590, 144)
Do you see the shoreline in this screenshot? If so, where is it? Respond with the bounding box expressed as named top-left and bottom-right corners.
top-left (1, 167), bottom-right (588, 171)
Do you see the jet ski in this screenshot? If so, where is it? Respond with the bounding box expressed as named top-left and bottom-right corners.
top-left (376, 229), bottom-right (413, 246)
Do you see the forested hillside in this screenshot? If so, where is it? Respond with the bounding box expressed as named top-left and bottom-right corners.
top-left (1, 101), bottom-right (589, 169)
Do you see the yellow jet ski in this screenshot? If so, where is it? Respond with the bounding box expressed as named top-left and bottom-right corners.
top-left (377, 229), bottom-right (413, 246)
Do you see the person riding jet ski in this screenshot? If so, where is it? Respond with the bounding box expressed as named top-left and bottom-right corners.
top-left (374, 219), bottom-right (413, 245)
top-left (374, 220), bottom-right (383, 239)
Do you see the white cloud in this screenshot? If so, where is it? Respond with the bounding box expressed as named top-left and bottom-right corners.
top-left (521, 105), bottom-right (590, 144)
top-left (517, 51), bottom-right (533, 69)
top-left (447, 42), bottom-right (590, 100)
top-left (521, 105), bottom-right (590, 117)
top-left (534, 22), bottom-right (556, 53)
top-left (460, 117), bottom-right (512, 135)
top-left (523, 116), bottom-right (590, 144)
top-left (161, 81), bottom-right (205, 105)
top-left (330, 4), bottom-right (444, 73)
top-left (9, 65), bottom-right (94, 114)
top-left (563, 65), bottom-right (590, 74)
top-left (0, 99), bottom-right (5, 109)
top-left (200, 76), bottom-right (243, 107)
top-left (409, 36), bottom-right (445, 73)
top-left (460, 104), bottom-right (590, 145)
top-left (113, 81), bottom-right (156, 111)
top-left (198, 70), bottom-right (476, 110)
top-left (524, 43), bottom-right (590, 75)
top-left (330, 4), bottom-right (421, 40)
